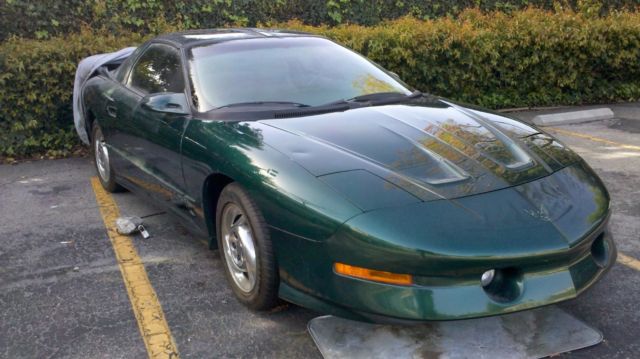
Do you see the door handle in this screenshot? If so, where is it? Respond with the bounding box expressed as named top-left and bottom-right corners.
top-left (106, 104), bottom-right (117, 118)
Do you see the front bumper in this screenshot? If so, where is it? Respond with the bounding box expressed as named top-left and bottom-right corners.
top-left (274, 161), bottom-right (614, 322)
top-left (275, 216), bottom-right (616, 323)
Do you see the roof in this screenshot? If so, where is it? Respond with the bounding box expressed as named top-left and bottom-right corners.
top-left (154, 28), bottom-right (315, 48)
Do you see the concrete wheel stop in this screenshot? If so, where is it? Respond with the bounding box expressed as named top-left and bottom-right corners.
top-left (532, 108), bottom-right (614, 126)
top-left (308, 306), bottom-right (602, 359)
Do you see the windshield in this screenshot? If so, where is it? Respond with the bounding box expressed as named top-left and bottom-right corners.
top-left (188, 37), bottom-right (412, 112)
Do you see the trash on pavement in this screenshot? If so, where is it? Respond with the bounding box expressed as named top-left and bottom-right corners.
top-left (137, 224), bottom-right (150, 239)
top-left (116, 216), bottom-right (150, 238)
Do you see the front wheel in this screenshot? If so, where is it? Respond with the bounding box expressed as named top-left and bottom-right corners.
top-left (91, 122), bottom-right (124, 193)
top-left (216, 183), bottom-right (279, 310)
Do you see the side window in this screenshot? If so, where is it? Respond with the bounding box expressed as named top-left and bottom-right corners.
top-left (115, 46), bottom-right (145, 84)
top-left (128, 44), bottom-right (185, 94)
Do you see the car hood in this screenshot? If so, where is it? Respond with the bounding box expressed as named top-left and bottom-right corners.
top-left (255, 99), bottom-right (583, 206)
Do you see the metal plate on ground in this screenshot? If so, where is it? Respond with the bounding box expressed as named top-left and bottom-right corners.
top-left (308, 306), bottom-right (602, 359)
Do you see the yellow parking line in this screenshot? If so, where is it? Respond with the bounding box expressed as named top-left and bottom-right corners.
top-left (618, 252), bottom-right (640, 271)
top-left (91, 177), bottom-right (179, 359)
top-left (548, 127), bottom-right (640, 151)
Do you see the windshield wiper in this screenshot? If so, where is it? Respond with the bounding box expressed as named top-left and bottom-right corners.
top-left (323, 91), bottom-right (422, 106)
top-left (324, 90), bottom-right (422, 106)
top-left (215, 101), bottom-right (311, 109)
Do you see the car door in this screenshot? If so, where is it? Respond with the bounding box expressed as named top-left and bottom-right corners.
top-left (117, 43), bottom-right (191, 206)
top-left (98, 45), bottom-right (146, 173)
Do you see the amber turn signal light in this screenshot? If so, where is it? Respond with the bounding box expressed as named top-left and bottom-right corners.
top-left (334, 262), bottom-right (413, 286)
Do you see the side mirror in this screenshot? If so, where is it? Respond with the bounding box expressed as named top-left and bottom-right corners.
top-left (141, 93), bottom-right (190, 115)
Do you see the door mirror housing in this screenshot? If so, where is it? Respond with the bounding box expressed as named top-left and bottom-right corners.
top-left (142, 92), bottom-right (190, 115)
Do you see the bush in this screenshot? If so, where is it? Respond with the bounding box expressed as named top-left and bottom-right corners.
top-left (2, 0), bottom-right (640, 40)
top-left (287, 8), bottom-right (640, 109)
top-left (0, 30), bottom-right (151, 158)
top-left (2, 8), bottom-right (640, 157)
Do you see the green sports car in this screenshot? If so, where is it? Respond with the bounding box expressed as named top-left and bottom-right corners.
top-left (81, 28), bottom-right (616, 323)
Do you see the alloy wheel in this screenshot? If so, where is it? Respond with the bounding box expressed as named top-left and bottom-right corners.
top-left (220, 203), bottom-right (258, 293)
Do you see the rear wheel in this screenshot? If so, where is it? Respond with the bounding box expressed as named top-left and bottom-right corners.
top-left (91, 122), bottom-right (124, 193)
top-left (216, 183), bottom-right (279, 310)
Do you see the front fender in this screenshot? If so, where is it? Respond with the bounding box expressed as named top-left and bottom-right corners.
top-left (181, 119), bottom-right (362, 241)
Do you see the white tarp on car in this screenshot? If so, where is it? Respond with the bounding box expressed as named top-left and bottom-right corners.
top-left (73, 47), bottom-right (136, 144)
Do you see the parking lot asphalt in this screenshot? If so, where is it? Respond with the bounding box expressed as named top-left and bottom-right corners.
top-left (1, 109), bottom-right (639, 358)
top-left (0, 159), bottom-right (318, 358)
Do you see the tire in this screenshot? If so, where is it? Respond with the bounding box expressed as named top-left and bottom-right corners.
top-left (216, 183), bottom-right (279, 310)
top-left (91, 122), bottom-right (124, 193)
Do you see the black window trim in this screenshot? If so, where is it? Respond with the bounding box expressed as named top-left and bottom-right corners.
top-left (117, 42), bottom-right (149, 87)
top-left (179, 46), bottom-right (199, 115)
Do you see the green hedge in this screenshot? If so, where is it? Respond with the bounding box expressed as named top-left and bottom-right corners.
top-left (0, 30), bottom-right (150, 158)
top-left (2, 8), bottom-right (640, 158)
top-left (296, 9), bottom-right (640, 108)
top-left (2, 0), bottom-right (640, 40)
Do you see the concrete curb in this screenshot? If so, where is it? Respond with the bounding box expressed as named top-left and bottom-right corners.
top-left (532, 108), bottom-right (614, 126)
